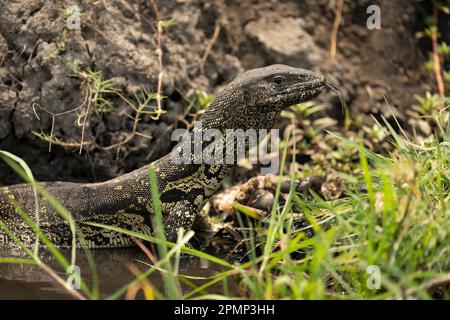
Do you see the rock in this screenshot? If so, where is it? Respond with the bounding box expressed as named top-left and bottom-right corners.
top-left (245, 16), bottom-right (324, 68)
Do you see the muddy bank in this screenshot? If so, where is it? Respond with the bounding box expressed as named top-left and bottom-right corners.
top-left (0, 0), bottom-right (441, 184)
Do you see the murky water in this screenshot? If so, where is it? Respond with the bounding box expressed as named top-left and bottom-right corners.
top-left (0, 246), bottom-right (230, 299)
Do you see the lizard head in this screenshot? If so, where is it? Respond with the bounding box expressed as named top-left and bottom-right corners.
top-left (239, 64), bottom-right (326, 110)
top-left (205, 64), bottom-right (326, 130)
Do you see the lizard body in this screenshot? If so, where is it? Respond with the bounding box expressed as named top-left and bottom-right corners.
top-left (0, 64), bottom-right (326, 248)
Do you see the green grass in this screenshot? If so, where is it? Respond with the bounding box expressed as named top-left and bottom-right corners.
top-left (0, 100), bottom-right (449, 300)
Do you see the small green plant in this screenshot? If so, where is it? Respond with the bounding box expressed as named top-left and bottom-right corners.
top-left (57, 5), bottom-right (83, 23)
top-left (423, 1), bottom-right (450, 96)
top-left (32, 67), bottom-right (121, 153)
top-left (194, 90), bottom-right (213, 111)
top-left (179, 90), bottom-right (213, 127)
top-left (33, 63), bottom-right (164, 153)
top-left (409, 92), bottom-right (449, 139)
top-left (76, 69), bottom-right (119, 114)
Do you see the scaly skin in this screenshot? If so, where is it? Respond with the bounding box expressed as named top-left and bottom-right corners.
top-left (0, 64), bottom-right (326, 248)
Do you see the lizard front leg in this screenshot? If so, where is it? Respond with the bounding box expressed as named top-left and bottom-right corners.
top-left (163, 201), bottom-right (198, 243)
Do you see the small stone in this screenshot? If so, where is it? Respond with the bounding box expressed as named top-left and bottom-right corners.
top-left (251, 190), bottom-right (274, 211)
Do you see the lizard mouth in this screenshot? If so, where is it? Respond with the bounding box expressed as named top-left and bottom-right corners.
top-left (272, 80), bottom-right (325, 96)
top-left (268, 80), bottom-right (326, 104)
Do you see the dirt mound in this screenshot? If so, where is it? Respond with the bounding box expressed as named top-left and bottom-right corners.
top-left (0, 0), bottom-right (438, 184)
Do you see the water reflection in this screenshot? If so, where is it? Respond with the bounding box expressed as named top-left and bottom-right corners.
top-left (0, 245), bottom-right (228, 299)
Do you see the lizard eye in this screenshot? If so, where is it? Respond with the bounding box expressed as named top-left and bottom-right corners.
top-left (272, 76), bottom-right (285, 85)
